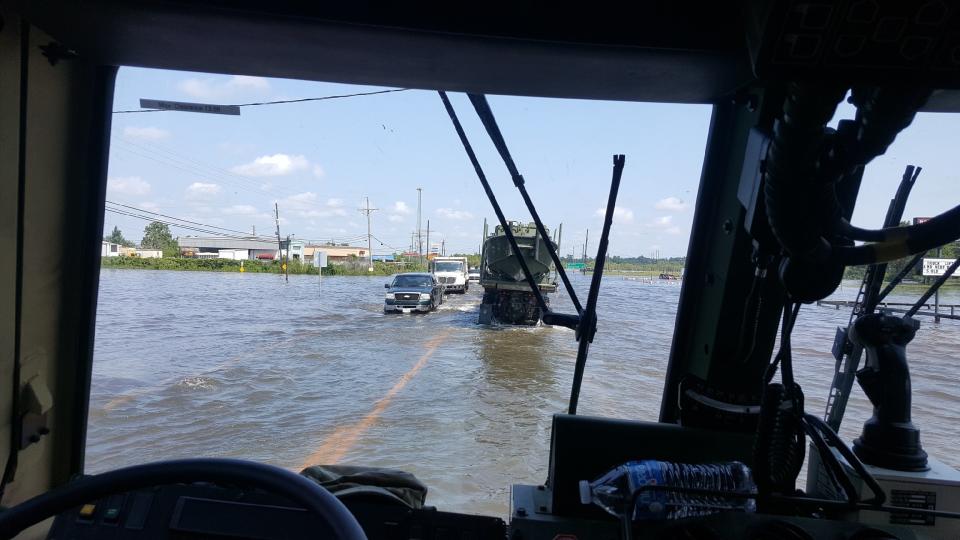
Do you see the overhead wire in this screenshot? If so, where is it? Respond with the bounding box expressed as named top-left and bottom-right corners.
top-left (105, 207), bottom-right (262, 241)
top-left (109, 85), bottom-right (416, 249)
top-left (105, 204), bottom-right (372, 247)
top-left (106, 200), bottom-right (273, 239)
top-left (113, 142), bottom-right (300, 201)
top-left (116, 136), bottom-right (319, 200)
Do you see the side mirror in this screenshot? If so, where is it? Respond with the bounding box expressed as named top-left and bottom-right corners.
top-left (384, 283), bottom-right (390, 288)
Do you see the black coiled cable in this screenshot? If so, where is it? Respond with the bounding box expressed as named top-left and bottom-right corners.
top-left (763, 83), bottom-right (847, 259)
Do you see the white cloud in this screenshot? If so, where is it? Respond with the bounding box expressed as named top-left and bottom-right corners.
top-left (178, 75), bottom-right (270, 100)
top-left (222, 204), bottom-right (258, 215)
top-left (231, 154), bottom-right (310, 177)
top-left (139, 201), bottom-right (160, 211)
top-left (655, 196), bottom-right (688, 211)
top-left (648, 215), bottom-right (682, 235)
top-left (387, 201), bottom-right (411, 222)
top-left (437, 208), bottom-right (474, 220)
top-left (285, 192), bottom-right (317, 205)
top-left (312, 164), bottom-right (325, 178)
top-left (107, 176), bottom-right (151, 196)
top-left (280, 192), bottom-right (347, 218)
top-left (595, 206), bottom-right (635, 224)
top-left (123, 126), bottom-right (170, 141)
top-left (186, 182), bottom-right (222, 199)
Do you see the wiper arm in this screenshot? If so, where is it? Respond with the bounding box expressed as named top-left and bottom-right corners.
top-left (438, 92), bottom-right (552, 318)
top-left (568, 155), bottom-right (625, 414)
top-left (440, 91), bottom-right (627, 415)
top-left (466, 94), bottom-right (583, 316)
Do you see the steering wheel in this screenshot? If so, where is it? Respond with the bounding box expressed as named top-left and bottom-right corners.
top-left (0, 458), bottom-right (367, 539)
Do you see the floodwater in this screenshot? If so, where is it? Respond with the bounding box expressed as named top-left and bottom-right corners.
top-left (87, 269), bottom-right (960, 517)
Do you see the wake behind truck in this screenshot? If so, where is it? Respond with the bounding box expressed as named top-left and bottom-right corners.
top-left (429, 256), bottom-right (470, 293)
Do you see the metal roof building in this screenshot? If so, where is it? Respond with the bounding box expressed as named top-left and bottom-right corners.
top-left (177, 236), bottom-right (279, 250)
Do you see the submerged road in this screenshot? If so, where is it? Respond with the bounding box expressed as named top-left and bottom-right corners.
top-left (88, 270), bottom-right (960, 517)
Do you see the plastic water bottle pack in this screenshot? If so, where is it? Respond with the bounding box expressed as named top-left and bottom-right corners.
top-left (580, 460), bottom-right (757, 521)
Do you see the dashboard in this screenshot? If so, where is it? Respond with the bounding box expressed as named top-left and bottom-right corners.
top-left (46, 483), bottom-right (506, 539)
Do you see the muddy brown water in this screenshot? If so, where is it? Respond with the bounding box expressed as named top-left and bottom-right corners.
top-left (87, 269), bottom-right (960, 517)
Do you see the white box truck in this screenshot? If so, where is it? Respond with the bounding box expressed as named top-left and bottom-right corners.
top-left (430, 256), bottom-right (470, 293)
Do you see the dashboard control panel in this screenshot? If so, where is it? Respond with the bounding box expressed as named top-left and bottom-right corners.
top-left (47, 483), bottom-right (506, 539)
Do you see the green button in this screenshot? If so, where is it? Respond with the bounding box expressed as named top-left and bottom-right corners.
top-left (104, 508), bottom-right (120, 522)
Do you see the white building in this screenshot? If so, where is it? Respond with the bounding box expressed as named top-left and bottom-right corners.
top-left (101, 241), bottom-right (121, 257)
top-left (218, 249), bottom-right (249, 260)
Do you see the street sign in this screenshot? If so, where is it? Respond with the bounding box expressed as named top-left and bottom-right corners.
top-left (139, 99), bottom-right (241, 115)
top-left (913, 217), bottom-right (931, 225)
top-left (565, 262), bottom-right (586, 270)
top-left (313, 250), bottom-right (328, 268)
top-left (923, 258), bottom-right (957, 277)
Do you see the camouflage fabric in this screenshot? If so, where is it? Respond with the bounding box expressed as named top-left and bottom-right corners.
top-left (300, 464), bottom-right (428, 509)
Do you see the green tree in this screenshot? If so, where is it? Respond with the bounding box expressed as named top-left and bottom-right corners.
top-left (141, 221), bottom-right (179, 257)
top-left (104, 225), bottom-right (135, 247)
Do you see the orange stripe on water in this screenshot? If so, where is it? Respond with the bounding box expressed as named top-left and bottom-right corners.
top-left (300, 329), bottom-right (452, 469)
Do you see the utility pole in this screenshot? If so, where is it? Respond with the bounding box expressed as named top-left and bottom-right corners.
top-left (358, 197), bottom-right (379, 272)
top-left (583, 229), bottom-right (589, 273)
top-left (426, 219), bottom-right (431, 265)
top-left (284, 234), bottom-right (290, 282)
top-left (416, 187), bottom-right (423, 265)
top-left (441, 239), bottom-right (445, 256)
top-left (252, 225), bottom-right (256, 237)
top-left (274, 203), bottom-right (286, 282)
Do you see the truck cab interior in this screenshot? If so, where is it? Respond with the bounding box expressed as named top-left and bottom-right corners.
top-left (3, 1), bottom-right (960, 538)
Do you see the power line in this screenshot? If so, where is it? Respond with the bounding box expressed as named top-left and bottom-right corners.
top-left (106, 200), bottom-right (273, 239)
top-left (112, 88), bottom-right (410, 114)
top-left (370, 234), bottom-right (407, 252)
top-left (113, 141), bottom-right (300, 200)
top-left (106, 204), bottom-right (369, 245)
top-left (105, 208), bottom-right (259, 240)
top-left (115, 138), bottom-right (271, 193)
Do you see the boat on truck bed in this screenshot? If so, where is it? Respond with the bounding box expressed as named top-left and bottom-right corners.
top-left (478, 221), bottom-right (557, 325)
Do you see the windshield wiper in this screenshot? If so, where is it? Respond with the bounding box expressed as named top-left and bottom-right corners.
top-left (466, 94), bottom-right (584, 318)
top-left (568, 155), bottom-right (624, 414)
top-left (438, 92), bottom-right (554, 319)
top-left (438, 91), bottom-right (626, 414)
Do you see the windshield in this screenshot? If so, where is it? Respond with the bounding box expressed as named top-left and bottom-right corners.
top-left (88, 68), bottom-right (960, 520)
top-left (392, 275), bottom-right (434, 288)
top-left (434, 261), bottom-right (464, 272)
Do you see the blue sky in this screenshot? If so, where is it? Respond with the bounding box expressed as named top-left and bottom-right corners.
top-left (106, 68), bottom-right (958, 257)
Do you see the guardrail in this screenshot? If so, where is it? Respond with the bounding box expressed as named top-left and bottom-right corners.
top-left (817, 300), bottom-right (960, 322)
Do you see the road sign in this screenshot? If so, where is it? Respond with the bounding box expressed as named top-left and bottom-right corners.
top-left (913, 217), bottom-right (931, 225)
top-left (565, 262), bottom-right (586, 270)
top-left (923, 258), bottom-right (958, 277)
top-left (139, 99), bottom-right (240, 115)
top-left (313, 250), bottom-right (328, 268)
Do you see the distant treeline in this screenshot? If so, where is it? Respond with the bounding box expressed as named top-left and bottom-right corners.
top-left (843, 241), bottom-right (959, 282)
top-left (558, 254), bottom-right (686, 274)
top-left (101, 256), bottom-right (427, 276)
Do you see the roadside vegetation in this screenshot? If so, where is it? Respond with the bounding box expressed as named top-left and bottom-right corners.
top-left (563, 255), bottom-right (686, 276)
top-left (842, 239), bottom-right (960, 289)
